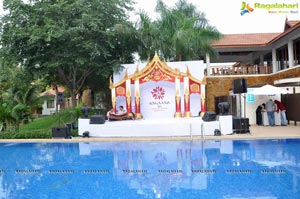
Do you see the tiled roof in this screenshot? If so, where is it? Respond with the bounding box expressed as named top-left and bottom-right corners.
top-left (213, 19), bottom-right (300, 48)
top-left (40, 86), bottom-right (65, 96)
top-left (212, 33), bottom-right (280, 48)
top-left (286, 20), bottom-right (300, 28)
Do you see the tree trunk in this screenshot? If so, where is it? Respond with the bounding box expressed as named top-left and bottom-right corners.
top-left (54, 85), bottom-right (59, 114)
top-left (177, 54), bottom-right (182, 61)
top-left (71, 88), bottom-right (77, 108)
top-left (82, 88), bottom-right (92, 107)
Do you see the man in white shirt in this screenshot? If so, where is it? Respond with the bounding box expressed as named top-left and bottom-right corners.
top-left (117, 105), bottom-right (127, 115)
top-left (265, 99), bottom-right (276, 126)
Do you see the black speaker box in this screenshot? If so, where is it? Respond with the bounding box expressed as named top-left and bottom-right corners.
top-left (202, 112), bottom-right (217, 122)
top-left (233, 78), bottom-right (247, 94)
top-left (57, 92), bottom-right (64, 105)
top-left (52, 126), bottom-right (68, 138)
top-left (90, 115), bottom-right (106, 124)
top-left (214, 129), bottom-right (221, 136)
top-left (233, 117), bottom-right (250, 134)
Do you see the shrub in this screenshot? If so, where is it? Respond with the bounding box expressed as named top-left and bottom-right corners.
top-left (0, 130), bottom-right (52, 139)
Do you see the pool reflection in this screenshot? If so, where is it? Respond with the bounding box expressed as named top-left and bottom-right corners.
top-left (0, 139), bottom-right (299, 199)
top-left (77, 139), bottom-right (300, 199)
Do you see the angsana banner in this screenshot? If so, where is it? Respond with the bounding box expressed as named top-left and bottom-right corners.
top-left (140, 81), bottom-right (175, 119)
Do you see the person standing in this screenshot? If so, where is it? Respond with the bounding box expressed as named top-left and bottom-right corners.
top-left (265, 99), bottom-right (276, 126)
top-left (255, 103), bottom-right (265, 125)
top-left (274, 100), bottom-right (287, 126)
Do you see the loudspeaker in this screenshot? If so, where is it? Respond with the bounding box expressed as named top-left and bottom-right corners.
top-left (82, 131), bottom-right (90, 138)
top-left (214, 129), bottom-right (221, 136)
top-left (81, 107), bottom-right (91, 118)
top-left (233, 117), bottom-right (250, 134)
top-left (52, 126), bottom-right (68, 138)
top-left (90, 115), bottom-right (106, 124)
top-left (56, 92), bottom-right (64, 105)
top-left (233, 78), bottom-right (247, 94)
top-left (202, 112), bottom-right (217, 122)
top-left (218, 102), bottom-right (230, 115)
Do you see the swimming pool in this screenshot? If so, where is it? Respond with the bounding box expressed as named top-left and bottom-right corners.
top-left (0, 139), bottom-right (299, 199)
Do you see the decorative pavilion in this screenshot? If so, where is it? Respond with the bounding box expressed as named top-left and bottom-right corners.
top-left (109, 53), bottom-right (206, 119)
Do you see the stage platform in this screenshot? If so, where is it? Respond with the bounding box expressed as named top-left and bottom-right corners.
top-left (78, 116), bottom-right (233, 137)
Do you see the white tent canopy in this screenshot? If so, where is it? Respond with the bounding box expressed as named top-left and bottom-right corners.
top-left (247, 84), bottom-right (292, 95)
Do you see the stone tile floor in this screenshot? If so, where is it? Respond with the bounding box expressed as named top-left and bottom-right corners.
top-left (1, 123), bottom-right (300, 142)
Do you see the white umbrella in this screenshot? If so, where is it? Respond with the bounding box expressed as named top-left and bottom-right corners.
top-left (247, 84), bottom-right (292, 95)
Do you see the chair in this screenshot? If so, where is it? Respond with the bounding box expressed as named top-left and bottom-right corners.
top-left (212, 68), bottom-right (218, 75)
top-left (247, 66), bottom-right (253, 74)
top-left (258, 65), bottom-right (266, 74)
top-left (235, 67), bottom-right (241, 75)
top-left (227, 68), bottom-right (234, 75)
top-left (267, 65), bottom-right (273, 74)
top-left (242, 66), bottom-right (248, 74)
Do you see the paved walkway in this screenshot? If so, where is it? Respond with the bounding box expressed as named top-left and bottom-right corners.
top-left (209, 124), bottom-right (300, 140)
top-left (0, 124), bottom-right (300, 142)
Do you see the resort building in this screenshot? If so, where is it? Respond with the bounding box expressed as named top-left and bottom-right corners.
top-left (205, 19), bottom-right (300, 124)
top-left (108, 19), bottom-right (300, 125)
top-left (40, 86), bottom-right (65, 115)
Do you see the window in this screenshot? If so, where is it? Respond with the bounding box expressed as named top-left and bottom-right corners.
top-left (47, 100), bottom-right (55, 108)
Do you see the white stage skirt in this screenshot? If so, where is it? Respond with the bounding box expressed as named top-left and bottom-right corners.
top-left (78, 117), bottom-right (233, 137)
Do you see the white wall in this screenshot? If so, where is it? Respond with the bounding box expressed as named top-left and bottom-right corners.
top-left (116, 81), bottom-right (201, 119)
top-left (243, 93), bottom-right (280, 125)
top-left (42, 100), bottom-right (61, 115)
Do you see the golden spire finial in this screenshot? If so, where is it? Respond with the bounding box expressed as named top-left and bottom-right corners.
top-left (124, 68), bottom-right (128, 79)
top-left (133, 64), bottom-right (139, 78)
top-left (153, 51), bottom-right (160, 61)
top-left (186, 65), bottom-right (191, 75)
top-left (201, 76), bottom-right (207, 85)
top-left (109, 75), bottom-right (114, 89)
top-left (135, 64), bottom-right (139, 73)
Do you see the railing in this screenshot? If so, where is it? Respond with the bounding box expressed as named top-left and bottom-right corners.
top-left (210, 65), bottom-right (273, 76)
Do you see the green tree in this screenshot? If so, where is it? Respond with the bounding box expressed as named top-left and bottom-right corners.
top-left (0, 84), bottom-right (43, 131)
top-left (0, 0), bottom-right (136, 108)
top-left (0, 103), bottom-right (11, 131)
top-left (136, 0), bottom-right (222, 61)
top-left (0, 64), bottom-right (42, 130)
top-left (135, 11), bottom-right (160, 60)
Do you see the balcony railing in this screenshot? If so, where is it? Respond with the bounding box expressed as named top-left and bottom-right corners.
top-left (210, 65), bottom-right (273, 76)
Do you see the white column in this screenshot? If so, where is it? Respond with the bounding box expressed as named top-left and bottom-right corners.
top-left (260, 54), bottom-right (264, 65)
top-left (206, 53), bottom-right (211, 76)
top-left (288, 40), bottom-right (294, 68)
top-left (112, 88), bottom-right (116, 111)
top-left (272, 48), bottom-right (277, 73)
top-left (175, 78), bottom-right (181, 96)
top-left (134, 80), bottom-right (140, 97)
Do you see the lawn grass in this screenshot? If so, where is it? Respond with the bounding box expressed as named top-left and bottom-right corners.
top-left (20, 110), bottom-right (74, 131)
top-left (0, 109), bottom-right (78, 139)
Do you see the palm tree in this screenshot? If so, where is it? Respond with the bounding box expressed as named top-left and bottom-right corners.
top-left (0, 85), bottom-right (43, 131)
top-left (136, 0), bottom-right (222, 61)
top-left (13, 85), bottom-right (43, 123)
top-left (135, 11), bottom-right (161, 60)
top-left (0, 103), bottom-right (11, 131)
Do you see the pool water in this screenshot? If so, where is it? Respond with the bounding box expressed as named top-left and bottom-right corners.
top-left (0, 139), bottom-right (299, 199)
